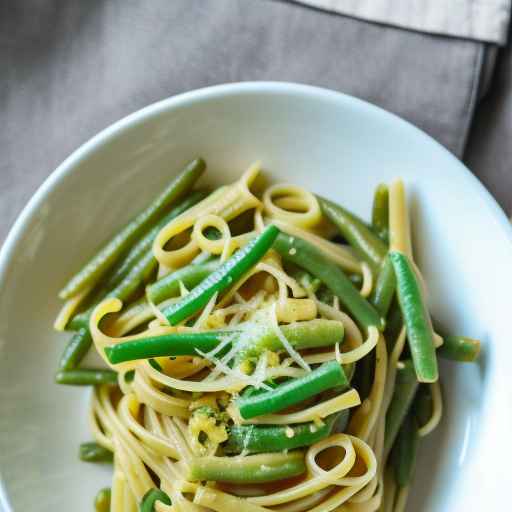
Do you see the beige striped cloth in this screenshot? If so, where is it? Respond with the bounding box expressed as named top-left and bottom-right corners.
top-left (297, 0), bottom-right (511, 44)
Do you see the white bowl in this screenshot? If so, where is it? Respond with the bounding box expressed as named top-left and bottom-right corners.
top-left (1, 83), bottom-right (511, 511)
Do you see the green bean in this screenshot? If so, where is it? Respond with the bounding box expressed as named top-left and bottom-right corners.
top-left (105, 331), bottom-right (233, 363)
top-left (94, 488), bottom-right (111, 512)
top-left (333, 408), bottom-right (351, 432)
top-left (391, 413), bottom-right (419, 486)
top-left (162, 225), bottom-right (279, 325)
top-left (438, 335), bottom-right (481, 362)
top-left (187, 451), bottom-right (306, 483)
top-left (106, 318), bottom-right (344, 364)
top-left (55, 369), bottom-right (118, 386)
top-left (79, 442), bottom-right (113, 462)
top-left (147, 260), bottom-right (220, 304)
top-left (384, 360), bottom-right (419, 456)
top-left (59, 158), bottom-right (205, 299)
top-left (389, 251), bottom-right (438, 382)
top-left (58, 327), bottom-right (92, 370)
top-left (273, 232), bottom-right (385, 332)
top-left (371, 184), bottom-right (389, 243)
top-left (68, 250), bottom-right (155, 331)
top-left (140, 489), bottom-right (172, 512)
top-left (224, 414), bottom-right (343, 454)
top-left (384, 301), bottom-right (403, 353)
top-left (237, 361), bottom-right (348, 419)
top-left (105, 189), bottom-right (208, 289)
top-left (318, 197), bottom-right (387, 274)
top-left (412, 384), bottom-right (433, 427)
top-left (235, 318), bottom-right (344, 362)
top-left (370, 257), bottom-right (396, 317)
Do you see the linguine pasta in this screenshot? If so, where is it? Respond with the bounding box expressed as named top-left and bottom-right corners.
top-left (54, 161), bottom-right (476, 512)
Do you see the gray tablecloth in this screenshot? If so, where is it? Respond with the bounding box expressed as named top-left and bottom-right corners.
top-left (1, 0), bottom-right (511, 244)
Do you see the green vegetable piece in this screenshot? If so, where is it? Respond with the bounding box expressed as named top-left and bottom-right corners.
top-left (370, 257), bottom-right (396, 317)
top-left (140, 488), bottom-right (172, 512)
top-left (55, 369), bottom-right (118, 386)
top-left (412, 384), bottom-right (433, 427)
top-left (162, 225), bottom-right (280, 325)
top-left (237, 361), bottom-right (348, 420)
top-left (105, 189), bottom-right (208, 289)
top-left (391, 413), bottom-right (419, 486)
top-left (224, 414), bottom-right (343, 454)
top-left (105, 331), bottom-right (233, 364)
top-left (59, 158), bottom-right (205, 299)
top-left (384, 360), bottom-right (419, 456)
top-left (67, 191), bottom-right (208, 332)
top-left (318, 196), bottom-right (387, 274)
top-left (235, 318), bottom-right (344, 362)
top-left (59, 327), bottom-right (92, 371)
top-left (438, 335), bottom-right (481, 363)
top-left (384, 301), bottom-right (403, 353)
top-left (273, 232), bottom-right (385, 332)
top-left (94, 488), bottom-right (111, 512)
top-left (106, 318), bottom-right (343, 364)
top-left (389, 251), bottom-right (438, 383)
top-left (147, 260), bottom-right (220, 304)
top-left (371, 184), bottom-right (390, 243)
top-left (79, 442), bottom-right (113, 463)
top-left (187, 451), bottom-right (306, 483)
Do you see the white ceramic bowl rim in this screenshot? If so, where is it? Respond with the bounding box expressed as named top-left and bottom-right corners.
top-left (1, 81), bottom-right (511, 280)
top-left (2, 82), bottom-right (512, 512)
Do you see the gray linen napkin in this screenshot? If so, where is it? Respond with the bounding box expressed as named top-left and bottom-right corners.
top-left (0, 0), bottom-right (508, 244)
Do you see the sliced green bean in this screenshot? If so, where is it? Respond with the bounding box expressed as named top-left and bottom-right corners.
top-left (147, 260), bottom-right (220, 304)
top-left (438, 335), bottom-right (481, 362)
top-left (58, 327), bottom-right (92, 370)
top-left (391, 413), bottom-right (419, 487)
top-left (105, 189), bottom-right (208, 289)
top-left (384, 360), bottom-right (419, 455)
top-left (370, 257), bottom-right (396, 317)
top-left (384, 301), bottom-right (403, 353)
top-left (105, 331), bottom-right (234, 363)
top-left (273, 232), bottom-right (385, 332)
top-left (106, 318), bottom-right (344, 364)
top-left (371, 184), bottom-right (389, 243)
top-left (333, 408), bottom-right (351, 432)
top-left (235, 318), bottom-right (344, 362)
top-left (236, 361), bottom-right (347, 420)
top-left (94, 488), bottom-right (111, 512)
top-left (224, 414), bottom-right (342, 454)
top-left (187, 451), bottom-right (305, 483)
top-left (390, 251), bottom-right (438, 382)
top-left (140, 489), bottom-right (172, 512)
top-left (59, 158), bottom-right (205, 299)
top-left (162, 225), bottom-right (279, 325)
top-left (68, 250), bottom-right (155, 331)
top-left (55, 369), bottom-right (118, 386)
top-left (318, 197), bottom-right (387, 274)
top-left (412, 384), bottom-right (433, 427)
top-left (79, 442), bottom-right (113, 462)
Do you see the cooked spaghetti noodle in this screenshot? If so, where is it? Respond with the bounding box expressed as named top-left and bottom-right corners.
top-left (54, 160), bottom-right (479, 512)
